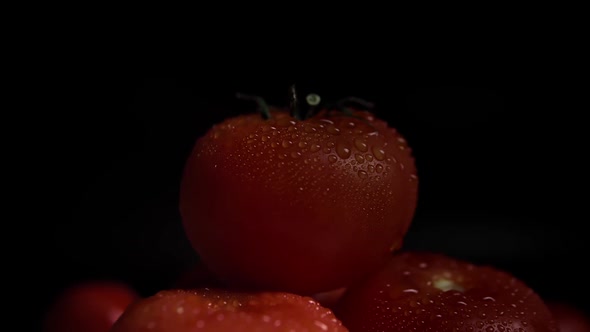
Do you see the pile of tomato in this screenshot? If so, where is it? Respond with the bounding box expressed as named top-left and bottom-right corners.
top-left (43, 92), bottom-right (589, 331)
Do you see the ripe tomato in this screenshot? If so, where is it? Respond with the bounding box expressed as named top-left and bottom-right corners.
top-left (111, 288), bottom-right (348, 331)
top-left (180, 106), bottom-right (418, 294)
top-left (336, 251), bottom-right (557, 332)
top-left (43, 280), bottom-right (139, 332)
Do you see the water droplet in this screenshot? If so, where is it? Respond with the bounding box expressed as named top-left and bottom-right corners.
top-left (247, 139), bottom-right (255, 144)
top-left (327, 125), bottom-right (340, 135)
top-left (403, 288), bottom-right (419, 294)
top-left (282, 140), bottom-right (292, 148)
top-left (358, 170), bottom-right (368, 179)
top-left (310, 144), bottom-right (320, 152)
top-left (483, 296), bottom-right (495, 302)
top-left (367, 165), bottom-right (375, 173)
top-left (298, 141), bottom-right (308, 148)
top-left (271, 142), bottom-right (278, 148)
top-left (376, 164), bottom-right (384, 173)
top-left (323, 147), bottom-right (331, 154)
top-left (328, 155), bottom-right (338, 163)
top-left (477, 321), bottom-right (485, 328)
top-left (486, 326), bottom-right (495, 332)
top-left (372, 146), bottom-right (386, 160)
top-left (304, 125), bottom-right (316, 133)
top-left (354, 154), bottom-right (365, 164)
top-left (479, 312), bottom-right (487, 319)
top-left (336, 143), bottom-right (351, 159)
top-left (291, 151), bottom-right (301, 159)
top-left (365, 154), bottom-right (373, 162)
top-left (354, 137), bottom-right (368, 152)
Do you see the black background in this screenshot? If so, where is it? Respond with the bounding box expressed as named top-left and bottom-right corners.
top-left (27, 58), bottom-right (587, 330)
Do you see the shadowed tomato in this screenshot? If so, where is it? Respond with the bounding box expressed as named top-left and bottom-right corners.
top-left (336, 252), bottom-right (557, 332)
top-left (547, 302), bottom-right (590, 332)
top-left (312, 287), bottom-right (347, 309)
top-left (43, 280), bottom-right (139, 332)
top-left (111, 288), bottom-right (348, 331)
top-left (180, 104), bottom-right (418, 294)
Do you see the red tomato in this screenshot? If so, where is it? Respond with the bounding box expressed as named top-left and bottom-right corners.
top-left (547, 302), bottom-right (590, 332)
top-left (43, 280), bottom-right (139, 332)
top-left (111, 288), bottom-right (348, 331)
top-left (180, 108), bottom-right (418, 294)
top-left (336, 252), bottom-right (557, 332)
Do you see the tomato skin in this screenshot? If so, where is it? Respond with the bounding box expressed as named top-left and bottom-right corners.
top-left (111, 288), bottom-right (349, 332)
top-left (180, 109), bottom-right (418, 294)
top-left (43, 280), bottom-right (139, 332)
top-left (336, 252), bottom-right (557, 332)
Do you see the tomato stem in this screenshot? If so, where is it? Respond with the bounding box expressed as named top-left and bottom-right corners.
top-left (333, 97), bottom-right (375, 111)
top-left (289, 84), bottom-right (302, 120)
top-left (235, 93), bottom-right (271, 119)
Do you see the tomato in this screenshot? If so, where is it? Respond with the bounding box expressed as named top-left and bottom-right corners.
top-left (43, 280), bottom-right (139, 332)
top-left (111, 288), bottom-right (348, 331)
top-left (335, 251), bottom-right (557, 332)
top-left (180, 103), bottom-right (418, 294)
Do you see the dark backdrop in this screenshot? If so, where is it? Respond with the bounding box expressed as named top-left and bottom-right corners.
top-left (31, 67), bottom-right (586, 329)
